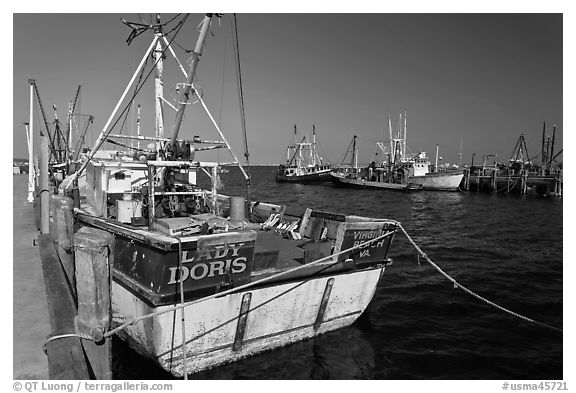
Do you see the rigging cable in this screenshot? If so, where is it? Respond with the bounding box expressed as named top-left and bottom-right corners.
top-left (77, 14), bottom-right (190, 177)
top-left (115, 54), bottom-right (149, 140)
top-left (232, 13), bottom-right (252, 207)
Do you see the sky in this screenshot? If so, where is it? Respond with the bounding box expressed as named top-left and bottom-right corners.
top-left (12, 12), bottom-right (563, 167)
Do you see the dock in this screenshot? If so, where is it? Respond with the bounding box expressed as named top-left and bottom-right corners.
top-left (13, 174), bottom-right (50, 379)
top-left (460, 129), bottom-right (562, 196)
top-left (13, 174), bottom-right (111, 380)
top-left (461, 167), bottom-right (562, 196)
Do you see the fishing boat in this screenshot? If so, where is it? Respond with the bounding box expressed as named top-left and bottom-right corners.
top-left (332, 114), bottom-right (463, 192)
top-left (330, 135), bottom-right (422, 191)
top-left (55, 14), bottom-right (399, 378)
top-left (404, 153), bottom-right (464, 191)
top-left (275, 125), bottom-right (332, 183)
top-left (389, 113), bottom-right (463, 191)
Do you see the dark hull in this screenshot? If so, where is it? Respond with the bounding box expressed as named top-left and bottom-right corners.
top-left (275, 170), bottom-right (333, 183)
top-left (330, 173), bottom-right (421, 191)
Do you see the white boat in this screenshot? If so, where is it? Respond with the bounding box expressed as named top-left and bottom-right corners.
top-left (57, 14), bottom-right (399, 378)
top-left (377, 113), bottom-right (464, 192)
top-left (397, 151), bottom-right (464, 191)
top-left (276, 125), bottom-right (332, 183)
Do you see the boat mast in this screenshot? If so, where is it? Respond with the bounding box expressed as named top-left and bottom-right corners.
top-left (29, 80), bottom-right (58, 163)
top-left (66, 85), bottom-right (81, 162)
top-left (289, 124), bottom-right (297, 163)
top-left (541, 122), bottom-right (546, 175)
top-left (388, 114), bottom-right (393, 164)
top-left (67, 101), bottom-right (74, 162)
top-left (435, 144), bottom-right (439, 173)
top-left (169, 14), bottom-right (214, 151)
top-left (153, 14), bottom-right (164, 152)
top-left (549, 125), bottom-right (556, 172)
top-left (352, 135), bottom-right (357, 170)
top-left (312, 124), bottom-right (317, 166)
top-left (160, 21), bottom-right (250, 182)
top-left (137, 104), bottom-right (141, 150)
top-left (73, 115), bottom-right (94, 161)
top-left (52, 104), bottom-right (63, 162)
top-left (403, 111), bottom-right (407, 160)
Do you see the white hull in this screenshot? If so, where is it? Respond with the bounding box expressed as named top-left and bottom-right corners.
top-left (112, 266), bottom-right (384, 377)
top-left (410, 171), bottom-right (464, 191)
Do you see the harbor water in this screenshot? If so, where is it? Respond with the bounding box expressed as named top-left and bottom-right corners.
top-left (114, 166), bottom-right (563, 379)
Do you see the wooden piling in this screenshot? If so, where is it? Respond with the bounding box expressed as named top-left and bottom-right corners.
top-left (73, 226), bottom-right (115, 379)
top-left (50, 195), bottom-right (76, 293)
top-left (522, 172), bottom-right (528, 194)
top-left (491, 169), bottom-right (496, 192)
top-left (39, 233), bottom-right (91, 379)
top-left (40, 135), bottom-right (50, 234)
top-left (74, 226), bottom-right (114, 339)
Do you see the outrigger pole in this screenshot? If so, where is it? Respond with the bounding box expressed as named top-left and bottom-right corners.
top-left (29, 79), bottom-right (58, 163)
top-left (160, 18), bottom-right (251, 183)
top-left (73, 35), bottom-right (160, 180)
top-left (168, 14), bottom-right (213, 150)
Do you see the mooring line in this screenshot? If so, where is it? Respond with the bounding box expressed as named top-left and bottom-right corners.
top-left (42, 332), bottom-right (93, 355)
top-left (396, 223), bottom-right (562, 333)
top-left (176, 236), bottom-right (188, 380)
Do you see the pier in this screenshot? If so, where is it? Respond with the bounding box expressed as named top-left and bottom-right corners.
top-left (13, 174), bottom-right (112, 380)
top-left (461, 130), bottom-right (562, 197)
top-left (13, 175), bottom-right (50, 379)
top-left (461, 166), bottom-right (562, 196)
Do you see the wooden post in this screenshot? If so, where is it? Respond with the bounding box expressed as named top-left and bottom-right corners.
top-left (39, 234), bottom-right (91, 379)
top-left (491, 169), bottom-right (496, 192)
top-left (40, 134), bottom-right (50, 233)
top-left (73, 226), bottom-right (115, 379)
top-left (521, 172), bottom-right (526, 194)
top-left (50, 195), bottom-right (76, 293)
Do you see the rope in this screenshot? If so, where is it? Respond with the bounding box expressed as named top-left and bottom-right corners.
top-left (396, 223), bottom-right (562, 333)
top-left (495, 177), bottom-right (519, 193)
top-left (43, 332), bottom-right (92, 355)
top-left (36, 188), bottom-right (50, 197)
top-left (176, 237), bottom-right (188, 380)
top-left (104, 228), bottom-right (397, 338)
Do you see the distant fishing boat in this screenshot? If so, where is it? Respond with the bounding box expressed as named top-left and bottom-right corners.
top-left (404, 153), bottom-right (464, 191)
top-left (49, 14), bottom-right (399, 378)
top-left (276, 125), bottom-right (332, 183)
top-left (389, 113), bottom-right (463, 191)
top-left (332, 114), bottom-right (463, 192)
top-left (331, 135), bottom-right (422, 191)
